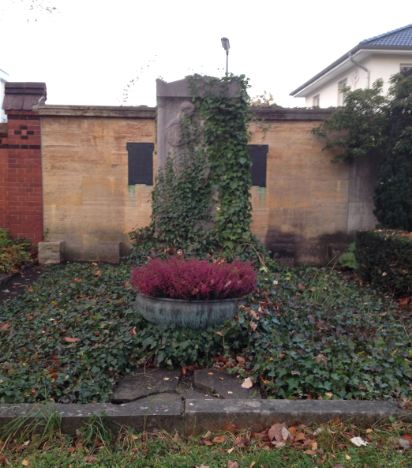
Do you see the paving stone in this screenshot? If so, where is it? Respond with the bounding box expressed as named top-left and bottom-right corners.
top-left (111, 369), bottom-right (180, 403)
top-left (176, 377), bottom-right (215, 399)
top-left (193, 369), bottom-right (261, 399)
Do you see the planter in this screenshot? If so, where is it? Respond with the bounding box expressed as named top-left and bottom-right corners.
top-left (135, 293), bottom-right (243, 329)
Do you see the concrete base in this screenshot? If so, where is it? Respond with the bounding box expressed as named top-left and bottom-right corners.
top-left (0, 399), bottom-right (410, 436)
top-left (38, 241), bottom-right (64, 265)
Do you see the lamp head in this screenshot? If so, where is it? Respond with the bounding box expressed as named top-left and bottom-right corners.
top-left (221, 37), bottom-right (230, 52)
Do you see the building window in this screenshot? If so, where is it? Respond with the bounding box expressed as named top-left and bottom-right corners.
top-left (337, 78), bottom-right (348, 106)
top-left (312, 94), bottom-right (320, 107)
top-left (127, 142), bottom-right (154, 185)
top-left (248, 144), bottom-right (268, 187)
top-left (400, 63), bottom-right (412, 73)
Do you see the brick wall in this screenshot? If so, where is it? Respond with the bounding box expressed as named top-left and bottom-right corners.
top-left (0, 83), bottom-right (46, 245)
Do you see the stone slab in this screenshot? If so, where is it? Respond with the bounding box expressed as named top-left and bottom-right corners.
top-left (193, 369), bottom-right (260, 399)
top-left (0, 399), bottom-right (184, 435)
top-left (38, 241), bottom-right (64, 265)
top-left (176, 377), bottom-right (214, 400)
top-left (111, 369), bottom-right (180, 403)
top-left (184, 399), bottom-right (412, 434)
top-left (0, 399), bottom-right (410, 436)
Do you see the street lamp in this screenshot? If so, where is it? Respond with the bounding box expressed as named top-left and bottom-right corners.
top-left (221, 37), bottom-right (230, 76)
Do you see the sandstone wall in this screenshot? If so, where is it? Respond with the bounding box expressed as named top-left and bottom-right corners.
top-left (39, 106), bottom-right (377, 263)
top-left (40, 106), bottom-right (156, 261)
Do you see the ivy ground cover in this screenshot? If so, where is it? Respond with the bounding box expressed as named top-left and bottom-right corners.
top-left (0, 262), bottom-right (410, 403)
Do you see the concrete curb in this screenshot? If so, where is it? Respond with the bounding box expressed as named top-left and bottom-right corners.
top-left (0, 399), bottom-right (410, 435)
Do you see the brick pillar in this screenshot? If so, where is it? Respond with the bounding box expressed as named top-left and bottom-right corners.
top-left (0, 82), bottom-right (47, 245)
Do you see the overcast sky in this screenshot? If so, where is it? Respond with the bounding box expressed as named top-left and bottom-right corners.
top-left (1, 0), bottom-right (411, 107)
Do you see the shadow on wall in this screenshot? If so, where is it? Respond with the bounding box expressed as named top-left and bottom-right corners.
top-left (265, 229), bottom-right (354, 266)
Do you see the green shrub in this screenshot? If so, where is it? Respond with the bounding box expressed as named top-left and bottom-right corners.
top-left (356, 230), bottom-right (412, 297)
top-left (337, 242), bottom-right (358, 270)
top-left (0, 229), bottom-right (31, 274)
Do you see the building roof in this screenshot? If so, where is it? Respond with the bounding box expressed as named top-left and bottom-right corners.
top-left (290, 24), bottom-right (412, 97)
top-left (360, 23), bottom-right (412, 48)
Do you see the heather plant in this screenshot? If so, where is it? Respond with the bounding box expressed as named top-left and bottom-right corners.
top-left (130, 257), bottom-right (256, 300)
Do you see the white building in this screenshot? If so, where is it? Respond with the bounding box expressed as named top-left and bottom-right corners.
top-left (0, 69), bottom-right (9, 122)
top-left (291, 24), bottom-right (412, 108)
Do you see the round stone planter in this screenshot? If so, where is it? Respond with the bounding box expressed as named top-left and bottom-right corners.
top-left (135, 293), bottom-right (243, 330)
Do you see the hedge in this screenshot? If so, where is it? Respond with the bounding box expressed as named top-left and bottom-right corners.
top-left (356, 230), bottom-right (412, 297)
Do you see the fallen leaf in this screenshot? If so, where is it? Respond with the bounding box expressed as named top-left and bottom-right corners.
top-left (268, 423), bottom-right (289, 442)
top-left (0, 322), bottom-right (10, 331)
top-left (21, 460), bottom-right (29, 467)
top-left (288, 426), bottom-right (297, 438)
top-left (399, 434), bottom-right (412, 449)
top-left (398, 297), bottom-right (411, 308)
top-left (249, 321), bottom-right (257, 331)
top-left (304, 449), bottom-right (317, 455)
top-left (84, 455), bottom-right (97, 463)
top-left (213, 435), bottom-right (226, 444)
top-left (223, 422), bottom-right (237, 432)
top-left (0, 454), bottom-right (9, 466)
top-left (236, 356), bottom-right (246, 366)
top-left (200, 439), bottom-right (213, 446)
top-left (350, 436), bottom-right (368, 447)
top-left (227, 461), bottom-right (239, 468)
top-left (294, 432), bottom-right (306, 442)
top-left (241, 377), bottom-right (253, 389)
top-left (227, 447), bottom-right (235, 454)
top-left (234, 436), bottom-right (249, 448)
top-left (130, 327), bottom-right (137, 336)
top-left (249, 463), bottom-right (256, 468)
top-left (63, 337), bottom-right (80, 343)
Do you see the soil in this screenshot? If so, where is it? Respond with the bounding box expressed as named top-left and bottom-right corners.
top-left (0, 264), bottom-right (43, 304)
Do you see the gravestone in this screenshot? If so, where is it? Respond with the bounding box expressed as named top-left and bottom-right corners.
top-left (156, 77), bottom-right (241, 168)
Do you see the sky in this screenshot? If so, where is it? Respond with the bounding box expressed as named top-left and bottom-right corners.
top-left (1, 0), bottom-right (412, 107)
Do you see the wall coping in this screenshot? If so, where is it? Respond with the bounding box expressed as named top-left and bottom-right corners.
top-left (36, 104), bottom-right (333, 121)
top-left (252, 106), bottom-right (333, 121)
top-left (36, 104), bottom-right (156, 119)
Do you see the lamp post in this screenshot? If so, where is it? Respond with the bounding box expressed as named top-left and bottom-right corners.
top-left (221, 37), bottom-right (230, 76)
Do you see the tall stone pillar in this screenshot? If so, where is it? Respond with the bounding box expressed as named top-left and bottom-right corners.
top-left (156, 77), bottom-right (241, 168)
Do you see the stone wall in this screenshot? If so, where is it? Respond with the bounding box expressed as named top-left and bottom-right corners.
top-left (39, 105), bottom-right (156, 262)
top-left (250, 108), bottom-right (377, 263)
top-left (39, 105), bottom-right (377, 264)
top-left (0, 83), bottom-right (46, 245)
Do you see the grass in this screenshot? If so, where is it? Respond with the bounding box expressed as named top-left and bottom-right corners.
top-left (0, 261), bottom-right (410, 403)
top-left (1, 420), bottom-right (412, 467)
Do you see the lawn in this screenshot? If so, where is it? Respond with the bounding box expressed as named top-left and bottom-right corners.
top-left (1, 420), bottom-right (412, 467)
top-left (0, 261), bottom-right (410, 403)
